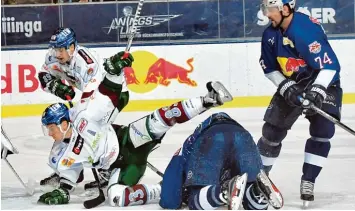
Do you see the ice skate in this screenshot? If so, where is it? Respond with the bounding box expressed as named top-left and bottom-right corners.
top-left (256, 169), bottom-right (284, 209)
top-left (300, 180), bottom-right (314, 209)
top-left (203, 81), bottom-right (233, 108)
top-left (221, 173), bottom-right (248, 210)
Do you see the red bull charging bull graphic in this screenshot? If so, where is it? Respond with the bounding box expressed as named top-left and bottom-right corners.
top-left (123, 50), bottom-right (197, 93)
top-left (277, 56), bottom-right (307, 77)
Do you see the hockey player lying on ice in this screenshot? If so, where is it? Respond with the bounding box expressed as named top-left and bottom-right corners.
top-left (106, 112), bottom-right (284, 210)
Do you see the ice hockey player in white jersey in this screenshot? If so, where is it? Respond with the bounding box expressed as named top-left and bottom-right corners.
top-left (37, 27), bottom-right (134, 190)
top-left (38, 73), bottom-right (233, 205)
top-left (38, 27), bottom-right (132, 104)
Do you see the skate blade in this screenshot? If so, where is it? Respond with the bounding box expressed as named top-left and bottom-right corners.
top-left (302, 200), bottom-right (310, 209)
top-left (211, 81), bottom-right (233, 103)
top-left (229, 173), bottom-right (248, 210)
top-left (258, 170), bottom-right (284, 209)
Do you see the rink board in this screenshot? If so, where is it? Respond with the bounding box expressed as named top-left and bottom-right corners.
top-left (2, 40), bottom-right (355, 117)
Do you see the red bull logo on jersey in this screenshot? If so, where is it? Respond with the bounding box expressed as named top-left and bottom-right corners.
top-left (123, 50), bottom-right (197, 93)
top-left (277, 57), bottom-right (307, 77)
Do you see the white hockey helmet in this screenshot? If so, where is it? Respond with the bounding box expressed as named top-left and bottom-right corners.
top-left (261, 0), bottom-right (296, 16)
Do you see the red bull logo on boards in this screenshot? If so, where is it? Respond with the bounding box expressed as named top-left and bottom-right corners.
top-left (123, 50), bottom-right (197, 93)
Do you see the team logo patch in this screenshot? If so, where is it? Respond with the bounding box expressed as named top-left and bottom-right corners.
top-left (78, 118), bottom-right (88, 133)
top-left (72, 137), bottom-right (84, 155)
top-left (308, 41), bottom-right (322, 54)
top-left (87, 68), bottom-right (94, 75)
top-left (61, 157), bottom-right (75, 167)
top-left (78, 49), bottom-right (94, 64)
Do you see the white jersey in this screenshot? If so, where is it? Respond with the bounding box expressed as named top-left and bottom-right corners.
top-left (48, 99), bottom-right (120, 184)
top-left (40, 45), bottom-right (106, 94)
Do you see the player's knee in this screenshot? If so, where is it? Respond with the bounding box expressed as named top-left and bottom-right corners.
top-left (107, 184), bottom-right (126, 207)
top-left (309, 117), bottom-right (335, 139)
top-left (260, 123), bottom-right (287, 146)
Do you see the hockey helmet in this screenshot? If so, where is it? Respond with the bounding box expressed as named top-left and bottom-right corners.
top-left (42, 103), bottom-right (70, 126)
top-left (261, 0), bottom-right (296, 16)
top-left (49, 27), bottom-right (77, 49)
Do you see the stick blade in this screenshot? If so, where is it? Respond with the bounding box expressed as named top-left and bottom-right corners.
top-left (83, 189), bottom-right (106, 209)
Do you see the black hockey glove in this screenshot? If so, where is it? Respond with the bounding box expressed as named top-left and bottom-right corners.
top-left (48, 79), bottom-right (75, 100)
top-left (302, 84), bottom-right (327, 116)
top-left (277, 79), bottom-right (304, 107)
top-left (103, 51), bottom-right (134, 75)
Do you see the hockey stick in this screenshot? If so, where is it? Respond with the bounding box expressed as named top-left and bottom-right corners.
top-left (2, 127), bottom-right (35, 196)
top-left (299, 97), bottom-right (355, 136)
top-left (65, 95), bottom-right (105, 208)
top-left (83, 169), bottom-right (106, 209)
top-left (3, 158), bottom-right (35, 196)
top-left (147, 146), bottom-right (164, 177)
top-left (122, 0), bottom-right (145, 59)
top-left (147, 161), bottom-right (164, 177)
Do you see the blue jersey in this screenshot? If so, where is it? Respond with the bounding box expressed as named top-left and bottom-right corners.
top-left (259, 12), bottom-right (340, 87)
top-left (159, 113), bottom-right (248, 209)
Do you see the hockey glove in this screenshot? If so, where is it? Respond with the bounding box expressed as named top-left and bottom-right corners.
top-left (277, 79), bottom-right (303, 107)
top-left (48, 79), bottom-right (75, 100)
top-left (104, 51), bottom-right (134, 75)
top-left (38, 187), bottom-right (70, 205)
top-left (302, 84), bottom-right (327, 116)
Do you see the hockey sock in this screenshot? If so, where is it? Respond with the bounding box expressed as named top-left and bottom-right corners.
top-left (302, 137), bottom-right (330, 183)
top-left (188, 185), bottom-right (225, 210)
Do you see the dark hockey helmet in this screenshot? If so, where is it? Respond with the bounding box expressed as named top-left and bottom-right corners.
top-left (41, 103), bottom-right (70, 126)
top-left (49, 27), bottom-right (77, 49)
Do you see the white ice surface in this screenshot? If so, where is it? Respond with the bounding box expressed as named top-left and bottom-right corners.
top-left (1, 106), bottom-right (355, 210)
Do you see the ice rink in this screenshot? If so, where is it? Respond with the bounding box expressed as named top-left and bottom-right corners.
top-left (2, 106), bottom-right (355, 210)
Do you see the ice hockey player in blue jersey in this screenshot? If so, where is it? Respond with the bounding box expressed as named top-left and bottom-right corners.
top-left (160, 112), bottom-right (284, 210)
top-left (258, 0), bottom-right (343, 207)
